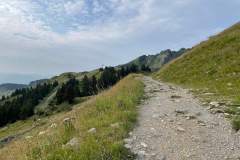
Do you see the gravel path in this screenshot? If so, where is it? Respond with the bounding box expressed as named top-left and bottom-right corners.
top-left (125, 76), bottom-right (240, 160)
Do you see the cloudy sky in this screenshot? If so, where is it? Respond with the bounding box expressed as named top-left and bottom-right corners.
top-left (0, 0), bottom-right (239, 84)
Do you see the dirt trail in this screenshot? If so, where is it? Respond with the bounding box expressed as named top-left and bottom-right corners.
top-left (125, 76), bottom-right (240, 160)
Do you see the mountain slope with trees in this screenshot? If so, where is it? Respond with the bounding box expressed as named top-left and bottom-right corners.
top-left (123, 48), bottom-right (188, 72)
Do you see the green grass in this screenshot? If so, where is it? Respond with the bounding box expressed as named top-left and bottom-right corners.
top-left (155, 23), bottom-right (240, 130)
top-left (50, 69), bottom-right (101, 84)
top-left (0, 74), bottom-right (144, 160)
top-left (0, 120), bottom-right (35, 139)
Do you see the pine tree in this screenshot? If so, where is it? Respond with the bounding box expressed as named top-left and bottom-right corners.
top-left (81, 75), bottom-right (91, 96)
top-left (90, 75), bottom-right (98, 94)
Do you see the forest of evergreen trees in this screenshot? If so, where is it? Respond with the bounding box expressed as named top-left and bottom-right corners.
top-left (55, 65), bottom-right (150, 104)
top-left (0, 82), bottom-right (58, 127)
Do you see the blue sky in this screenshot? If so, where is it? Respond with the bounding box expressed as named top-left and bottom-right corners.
top-left (0, 0), bottom-right (239, 84)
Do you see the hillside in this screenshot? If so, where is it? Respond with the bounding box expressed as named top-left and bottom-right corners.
top-left (123, 48), bottom-right (188, 71)
top-left (0, 74), bottom-right (144, 160)
top-left (29, 79), bottom-right (49, 87)
top-left (155, 23), bottom-right (240, 129)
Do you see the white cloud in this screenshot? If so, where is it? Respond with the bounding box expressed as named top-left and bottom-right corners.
top-left (0, 0), bottom-right (239, 83)
top-left (64, 0), bottom-right (86, 15)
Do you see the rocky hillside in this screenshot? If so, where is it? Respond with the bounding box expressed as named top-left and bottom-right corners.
top-left (123, 48), bottom-right (188, 71)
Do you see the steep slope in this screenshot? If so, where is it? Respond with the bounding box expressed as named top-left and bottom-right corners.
top-left (124, 48), bottom-right (188, 71)
top-left (155, 23), bottom-right (240, 130)
top-left (156, 23), bottom-right (240, 102)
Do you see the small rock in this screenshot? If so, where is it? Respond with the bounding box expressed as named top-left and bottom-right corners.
top-left (25, 136), bottom-right (33, 139)
top-left (224, 113), bottom-right (230, 116)
top-left (88, 128), bottom-right (96, 133)
top-left (124, 144), bottom-right (131, 149)
top-left (211, 109), bottom-right (224, 114)
top-left (140, 142), bottom-right (148, 148)
top-left (63, 117), bottom-right (71, 123)
top-left (197, 120), bottom-right (206, 126)
top-left (171, 95), bottom-right (182, 99)
top-left (204, 92), bottom-right (215, 96)
top-left (124, 138), bottom-right (133, 144)
top-left (209, 101), bottom-right (220, 107)
top-left (175, 109), bottom-right (188, 115)
top-left (38, 131), bottom-right (47, 136)
top-left (199, 123), bottom-right (206, 126)
top-left (110, 123), bottom-right (120, 128)
top-left (150, 127), bottom-right (156, 131)
top-left (177, 127), bottom-right (185, 132)
top-left (65, 137), bottom-right (79, 148)
top-left (173, 99), bottom-right (181, 103)
top-left (185, 114), bottom-right (196, 120)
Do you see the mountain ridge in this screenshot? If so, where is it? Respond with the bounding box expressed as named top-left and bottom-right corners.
top-left (122, 48), bottom-right (188, 71)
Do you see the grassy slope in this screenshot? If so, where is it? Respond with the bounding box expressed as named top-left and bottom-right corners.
top-left (155, 23), bottom-right (240, 129)
top-left (50, 69), bottom-right (101, 84)
top-left (0, 74), bottom-right (144, 160)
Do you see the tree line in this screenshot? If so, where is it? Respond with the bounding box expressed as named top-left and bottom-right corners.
top-left (0, 82), bottom-right (58, 127)
top-left (55, 64), bottom-right (150, 104)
